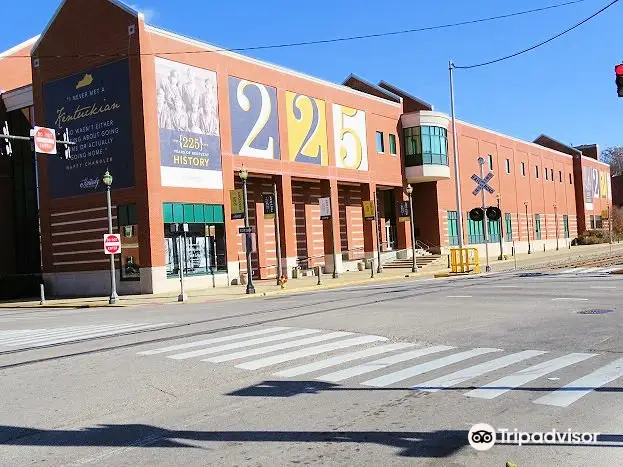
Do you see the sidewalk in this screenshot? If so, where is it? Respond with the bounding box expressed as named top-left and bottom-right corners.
top-left (2, 243), bottom-right (622, 309)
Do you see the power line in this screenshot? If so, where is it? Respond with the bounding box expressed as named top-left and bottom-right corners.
top-left (4, 0), bottom-right (586, 59)
top-left (455, 0), bottom-right (620, 69)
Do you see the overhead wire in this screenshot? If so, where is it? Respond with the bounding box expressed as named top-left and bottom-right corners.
top-left (454, 0), bottom-right (620, 69)
top-left (3, 0), bottom-right (587, 59)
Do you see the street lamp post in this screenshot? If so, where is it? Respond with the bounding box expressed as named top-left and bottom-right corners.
top-left (239, 168), bottom-right (255, 294)
top-left (554, 203), bottom-right (559, 251)
top-left (524, 201), bottom-right (531, 254)
top-left (406, 184), bottom-right (418, 273)
top-left (102, 170), bottom-right (118, 304)
top-left (496, 194), bottom-right (504, 260)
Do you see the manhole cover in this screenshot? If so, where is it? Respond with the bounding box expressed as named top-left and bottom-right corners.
top-left (577, 309), bottom-right (614, 315)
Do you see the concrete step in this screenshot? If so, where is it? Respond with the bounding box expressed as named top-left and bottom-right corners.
top-left (384, 255), bottom-right (443, 269)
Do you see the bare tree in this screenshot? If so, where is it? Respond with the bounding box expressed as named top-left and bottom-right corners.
top-left (601, 147), bottom-right (623, 175)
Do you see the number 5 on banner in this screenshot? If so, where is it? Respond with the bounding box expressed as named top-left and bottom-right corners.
top-left (333, 104), bottom-right (368, 171)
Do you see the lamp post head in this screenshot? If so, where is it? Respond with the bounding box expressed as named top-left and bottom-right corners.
top-left (102, 170), bottom-right (113, 187)
top-left (496, 194), bottom-right (501, 201)
top-left (406, 184), bottom-right (413, 195)
top-left (524, 201), bottom-right (528, 207)
top-left (477, 156), bottom-right (485, 166)
top-left (239, 168), bottom-right (248, 181)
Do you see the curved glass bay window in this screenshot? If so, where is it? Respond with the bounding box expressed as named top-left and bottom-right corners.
top-left (163, 203), bottom-right (227, 277)
top-left (404, 126), bottom-right (448, 167)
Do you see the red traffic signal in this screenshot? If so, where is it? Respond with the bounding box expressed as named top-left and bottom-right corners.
top-left (616, 64), bottom-right (623, 97)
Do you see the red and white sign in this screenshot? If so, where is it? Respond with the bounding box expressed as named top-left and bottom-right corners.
top-left (103, 234), bottom-right (121, 255)
top-left (33, 126), bottom-right (57, 155)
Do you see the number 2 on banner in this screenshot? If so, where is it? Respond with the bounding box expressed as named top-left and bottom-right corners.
top-left (285, 92), bottom-right (328, 165)
top-left (236, 80), bottom-right (274, 159)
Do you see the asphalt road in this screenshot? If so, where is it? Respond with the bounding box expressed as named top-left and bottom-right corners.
top-left (0, 267), bottom-right (622, 466)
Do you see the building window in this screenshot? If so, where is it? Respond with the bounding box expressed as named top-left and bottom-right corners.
top-left (563, 215), bottom-right (569, 238)
top-left (376, 131), bottom-right (384, 153)
top-left (569, 173), bottom-right (572, 184)
top-left (403, 126), bottom-right (448, 166)
top-left (162, 203), bottom-right (226, 277)
top-left (535, 166), bottom-right (539, 178)
top-left (545, 168), bottom-right (549, 181)
top-left (118, 204), bottom-right (140, 280)
top-left (550, 168), bottom-right (554, 181)
top-left (535, 214), bottom-right (541, 240)
top-left (447, 211), bottom-right (459, 246)
top-left (389, 134), bottom-right (397, 155)
top-left (559, 170), bottom-right (562, 183)
top-left (521, 162), bottom-right (526, 176)
top-left (595, 215), bottom-right (603, 229)
top-left (488, 218), bottom-right (500, 243)
top-left (505, 213), bottom-right (512, 241)
top-left (467, 214), bottom-right (485, 244)
top-left (505, 159), bottom-right (510, 174)
top-left (488, 154), bottom-right (493, 171)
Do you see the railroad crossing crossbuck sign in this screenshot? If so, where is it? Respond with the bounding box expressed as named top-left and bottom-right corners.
top-left (471, 172), bottom-right (495, 196)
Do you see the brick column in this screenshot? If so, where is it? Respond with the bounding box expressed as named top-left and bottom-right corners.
top-left (394, 186), bottom-right (410, 252)
top-left (321, 179), bottom-right (342, 275)
top-left (361, 182), bottom-right (378, 269)
top-left (274, 175), bottom-right (297, 278)
top-left (223, 163), bottom-right (241, 285)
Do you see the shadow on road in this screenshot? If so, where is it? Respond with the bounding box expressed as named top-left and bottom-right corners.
top-left (0, 424), bottom-right (469, 458)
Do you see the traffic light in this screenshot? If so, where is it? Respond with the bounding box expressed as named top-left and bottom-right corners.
top-left (469, 208), bottom-right (484, 222)
top-left (1, 121), bottom-right (12, 157)
top-left (486, 206), bottom-right (502, 221)
top-left (616, 64), bottom-right (623, 98)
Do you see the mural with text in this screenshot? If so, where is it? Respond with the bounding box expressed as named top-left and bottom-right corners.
top-left (43, 59), bottom-right (134, 199)
top-left (583, 166), bottom-right (611, 209)
top-left (285, 91), bottom-right (328, 166)
top-left (155, 57), bottom-right (222, 189)
top-left (229, 77), bottom-right (280, 160)
top-left (332, 104), bottom-right (368, 171)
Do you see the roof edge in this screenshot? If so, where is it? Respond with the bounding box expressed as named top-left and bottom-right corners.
top-left (341, 74), bottom-right (401, 103)
top-left (0, 35), bottom-right (40, 61)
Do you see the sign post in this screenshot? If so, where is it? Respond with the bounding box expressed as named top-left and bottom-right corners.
top-left (472, 159), bottom-right (494, 273)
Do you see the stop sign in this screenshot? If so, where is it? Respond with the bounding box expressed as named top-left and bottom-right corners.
top-left (103, 234), bottom-right (121, 255)
top-left (33, 126), bottom-right (57, 154)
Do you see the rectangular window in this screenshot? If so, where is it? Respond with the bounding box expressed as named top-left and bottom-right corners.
top-left (595, 215), bottom-right (603, 229)
top-left (505, 213), bottom-right (513, 241)
top-left (535, 214), bottom-right (541, 240)
top-left (535, 166), bottom-right (539, 178)
top-left (389, 134), bottom-right (397, 155)
top-left (488, 154), bottom-right (493, 171)
top-left (447, 211), bottom-right (459, 246)
top-left (467, 214), bottom-right (485, 244)
top-left (545, 168), bottom-right (549, 181)
top-left (563, 215), bottom-right (570, 238)
top-left (569, 173), bottom-right (572, 184)
top-left (559, 170), bottom-right (562, 183)
top-left (550, 168), bottom-right (554, 181)
top-left (376, 131), bottom-right (384, 153)
top-left (505, 159), bottom-right (510, 174)
top-left (118, 204), bottom-right (140, 280)
top-left (488, 218), bottom-right (500, 243)
top-left (590, 215), bottom-right (595, 229)
top-left (521, 162), bottom-right (526, 176)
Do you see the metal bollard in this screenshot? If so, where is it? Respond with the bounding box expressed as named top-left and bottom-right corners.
top-left (39, 283), bottom-right (46, 305)
top-left (316, 265), bottom-right (322, 285)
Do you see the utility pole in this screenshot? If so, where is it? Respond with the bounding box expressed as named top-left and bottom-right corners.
top-left (449, 61), bottom-right (464, 248)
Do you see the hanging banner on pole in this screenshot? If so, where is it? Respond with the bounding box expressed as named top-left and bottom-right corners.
top-left (230, 189), bottom-right (245, 220)
top-left (362, 200), bottom-right (375, 221)
top-left (398, 201), bottom-right (410, 222)
top-left (263, 193), bottom-right (276, 219)
top-left (319, 197), bottom-right (331, 220)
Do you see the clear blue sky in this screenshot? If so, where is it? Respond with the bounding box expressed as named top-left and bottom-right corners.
top-left (2, 0), bottom-right (621, 151)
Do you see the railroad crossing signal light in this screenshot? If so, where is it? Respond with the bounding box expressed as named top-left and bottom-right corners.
top-left (469, 208), bottom-right (484, 222)
top-left (616, 64), bottom-right (623, 98)
top-left (486, 206), bottom-right (502, 221)
top-left (1, 121), bottom-right (12, 156)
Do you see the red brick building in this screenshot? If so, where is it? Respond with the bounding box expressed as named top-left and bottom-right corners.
top-left (0, 0), bottom-right (612, 296)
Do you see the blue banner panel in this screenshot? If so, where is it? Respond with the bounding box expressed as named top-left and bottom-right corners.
top-left (43, 59), bottom-right (134, 199)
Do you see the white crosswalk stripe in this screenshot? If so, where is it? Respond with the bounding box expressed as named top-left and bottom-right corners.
top-left (555, 266), bottom-right (620, 275)
top-left (412, 350), bottom-right (546, 392)
top-left (136, 326), bottom-right (623, 409)
top-left (0, 323), bottom-right (173, 350)
top-left (361, 348), bottom-right (501, 388)
top-left (533, 357), bottom-right (623, 407)
top-left (465, 353), bottom-right (596, 400)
